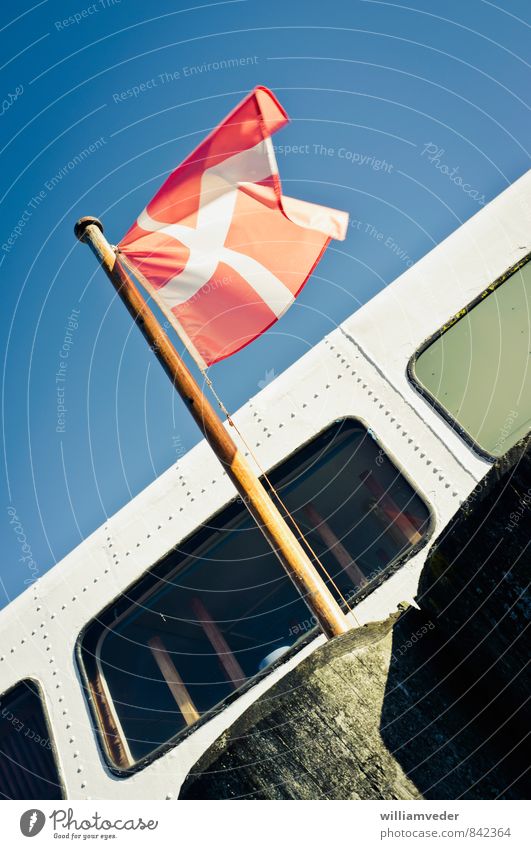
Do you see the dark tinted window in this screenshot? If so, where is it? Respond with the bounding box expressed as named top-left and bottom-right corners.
top-left (0, 680), bottom-right (62, 799)
top-left (80, 420), bottom-right (430, 769)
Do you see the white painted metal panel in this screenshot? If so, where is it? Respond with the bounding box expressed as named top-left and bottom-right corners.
top-left (1, 170), bottom-right (529, 799)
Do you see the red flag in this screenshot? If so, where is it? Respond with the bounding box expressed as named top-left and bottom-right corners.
top-left (118, 86), bottom-right (348, 367)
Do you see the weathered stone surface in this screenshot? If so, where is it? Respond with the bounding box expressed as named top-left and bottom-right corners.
top-left (417, 434), bottom-right (531, 727)
top-left (180, 607), bottom-right (525, 799)
top-left (179, 436), bottom-right (531, 801)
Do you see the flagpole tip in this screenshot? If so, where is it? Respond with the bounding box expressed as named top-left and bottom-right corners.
top-left (74, 216), bottom-right (104, 241)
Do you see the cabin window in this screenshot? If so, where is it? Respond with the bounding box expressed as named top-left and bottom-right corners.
top-left (410, 254), bottom-right (531, 457)
top-left (0, 680), bottom-right (63, 799)
top-left (79, 419), bottom-right (430, 770)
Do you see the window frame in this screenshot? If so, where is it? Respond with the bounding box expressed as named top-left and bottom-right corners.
top-left (407, 252), bottom-right (531, 461)
top-left (0, 678), bottom-right (65, 800)
top-left (76, 417), bottom-right (434, 777)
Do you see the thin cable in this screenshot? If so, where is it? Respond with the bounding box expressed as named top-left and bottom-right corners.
top-left (114, 249), bottom-right (359, 623)
top-left (202, 370), bottom-right (361, 625)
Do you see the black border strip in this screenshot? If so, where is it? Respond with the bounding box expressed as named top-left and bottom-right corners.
top-left (407, 251), bottom-right (531, 461)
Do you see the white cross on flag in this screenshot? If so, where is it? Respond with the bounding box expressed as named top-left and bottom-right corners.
top-left (118, 86), bottom-right (348, 367)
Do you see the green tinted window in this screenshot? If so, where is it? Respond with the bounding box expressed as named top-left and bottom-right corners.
top-left (411, 256), bottom-right (531, 457)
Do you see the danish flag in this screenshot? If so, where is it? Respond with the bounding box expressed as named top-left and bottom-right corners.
top-left (118, 86), bottom-right (348, 367)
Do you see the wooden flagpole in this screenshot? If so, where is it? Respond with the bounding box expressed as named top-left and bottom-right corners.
top-left (75, 216), bottom-right (350, 639)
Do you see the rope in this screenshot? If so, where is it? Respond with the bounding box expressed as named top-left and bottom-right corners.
top-left (111, 245), bottom-right (359, 625)
top-left (202, 370), bottom-right (361, 626)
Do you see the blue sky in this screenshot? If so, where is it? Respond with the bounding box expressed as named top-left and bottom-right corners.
top-left (1, 0), bottom-right (530, 606)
